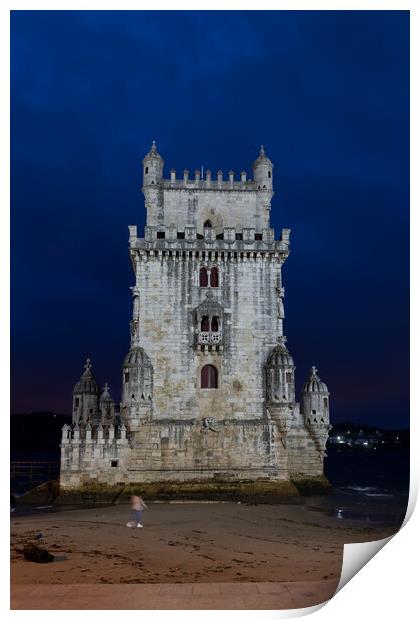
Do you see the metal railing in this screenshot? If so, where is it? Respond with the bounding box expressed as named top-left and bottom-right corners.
top-left (10, 461), bottom-right (60, 480)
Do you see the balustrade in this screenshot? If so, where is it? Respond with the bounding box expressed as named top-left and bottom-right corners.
top-left (198, 331), bottom-right (222, 344)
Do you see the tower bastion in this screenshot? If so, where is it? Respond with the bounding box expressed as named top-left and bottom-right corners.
top-left (59, 144), bottom-right (332, 499)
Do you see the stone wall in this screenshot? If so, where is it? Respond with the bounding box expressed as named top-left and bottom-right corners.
top-left (131, 250), bottom-right (284, 422)
top-left (151, 186), bottom-right (270, 232)
top-left (60, 419), bottom-right (292, 489)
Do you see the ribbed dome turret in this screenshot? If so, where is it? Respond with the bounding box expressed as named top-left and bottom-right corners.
top-left (266, 342), bottom-right (294, 368)
top-left (142, 140), bottom-right (163, 164)
top-left (302, 366), bottom-right (329, 394)
top-left (253, 145), bottom-right (272, 169)
top-left (73, 358), bottom-right (100, 395)
top-left (123, 346), bottom-right (152, 368)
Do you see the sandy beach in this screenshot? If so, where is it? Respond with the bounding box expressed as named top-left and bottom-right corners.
top-left (11, 501), bottom-right (399, 586)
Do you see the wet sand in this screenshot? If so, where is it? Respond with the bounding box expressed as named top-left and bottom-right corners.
top-left (11, 502), bottom-right (399, 586)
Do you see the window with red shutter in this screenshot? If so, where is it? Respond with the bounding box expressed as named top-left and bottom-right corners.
top-left (211, 316), bottom-right (219, 332)
top-left (199, 267), bottom-right (208, 287)
top-left (201, 365), bottom-right (218, 389)
top-left (210, 267), bottom-right (219, 287)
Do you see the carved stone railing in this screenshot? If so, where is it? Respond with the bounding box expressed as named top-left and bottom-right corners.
top-left (198, 331), bottom-right (222, 344)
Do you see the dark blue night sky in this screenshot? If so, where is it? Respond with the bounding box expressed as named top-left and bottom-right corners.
top-left (11, 10), bottom-right (409, 428)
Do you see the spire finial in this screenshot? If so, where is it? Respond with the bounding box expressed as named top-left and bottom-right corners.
top-left (84, 358), bottom-right (91, 372)
top-left (260, 144), bottom-right (265, 155)
top-left (310, 366), bottom-right (318, 377)
top-left (101, 382), bottom-right (111, 398)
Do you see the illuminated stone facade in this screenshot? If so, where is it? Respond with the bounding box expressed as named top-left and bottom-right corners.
top-left (60, 144), bottom-right (331, 491)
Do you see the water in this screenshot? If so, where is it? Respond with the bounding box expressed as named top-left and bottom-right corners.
top-left (11, 451), bottom-right (60, 498)
top-left (312, 446), bottom-right (410, 527)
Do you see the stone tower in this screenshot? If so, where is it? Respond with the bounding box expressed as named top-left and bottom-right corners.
top-left (60, 144), bottom-right (332, 495)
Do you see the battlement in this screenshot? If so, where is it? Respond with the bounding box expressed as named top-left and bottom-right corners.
top-left (60, 423), bottom-right (130, 482)
top-left (159, 169), bottom-right (264, 192)
top-left (141, 144), bottom-right (275, 231)
top-left (128, 225), bottom-right (291, 254)
top-left (61, 423), bottom-right (128, 446)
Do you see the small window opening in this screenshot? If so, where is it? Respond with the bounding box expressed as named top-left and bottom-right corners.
top-left (199, 267), bottom-right (208, 287)
top-left (74, 397), bottom-right (80, 407)
top-left (124, 372), bottom-right (130, 383)
top-left (211, 316), bottom-right (219, 332)
top-left (90, 408), bottom-right (93, 414)
top-left (312, 409), bottom-right (316, 414)
top-left (111, 460), bottom-right (118, 468)
top-left (145, 167), bottom-right (149, 174)
top-left (286, 372), bottom-right (292, 383)
top-left (157, 231), bottom-right (165, 239)
top-left (201, 315), bottom-right (210, 331)
top-left (323, 397), bottom-right (328, 410)
top-left (201, 364), bottom-right (218, 389)
top-left (204, 220), bottom-right (212, 228)
top-left (268, 170), bottom-right (271, 178)
top-left (210, 266), bottom-right (219, 287)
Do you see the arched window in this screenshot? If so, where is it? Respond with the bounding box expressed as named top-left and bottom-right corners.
top-left (201, 365), bottom-right (218, 389)
top-left (204, 220), bottom-right (212, 228)
top-left (201, 315), bottom-right (210, 331)
top-left (211, 316), bottom-right (219, 332)
top-left (210, 266), bottom-right (219, 287)
top-left (199, 267), bottom-right (208, 287)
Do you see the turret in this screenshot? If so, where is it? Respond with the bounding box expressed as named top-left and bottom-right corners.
top-left (264, 342), bottom-right (296, 431)
top-left (301, 366), bottom-right (330, 427)
top-left (253, 145), bottom-right (273, 190)
top-left (253, 145), bottom-right (273, 230)
top-left (72, 358), bottom-right (100, 425)
top-left (265, 343), bottom-right (296, 406)
top-left (100, 382), bottom-right (116, 426)
top-left (121, 346), bottom-right (153, 430)
top-left (142, 141), bottom-right (164, 187)
top-left (142, 142), bottom-right (164, 226)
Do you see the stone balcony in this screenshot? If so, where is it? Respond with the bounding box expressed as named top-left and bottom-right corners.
top-left (198, 331), bottom-right (222, 344)
top-left (196, 331), bottom-right (223, 354)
